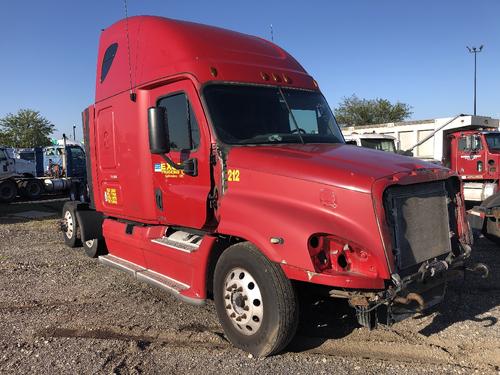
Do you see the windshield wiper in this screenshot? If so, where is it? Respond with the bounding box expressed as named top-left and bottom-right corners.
top-left (278, 87), bottom-right (305, 145)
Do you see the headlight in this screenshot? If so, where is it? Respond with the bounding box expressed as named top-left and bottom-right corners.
top-left (308, 234), bottom-right (379, 277)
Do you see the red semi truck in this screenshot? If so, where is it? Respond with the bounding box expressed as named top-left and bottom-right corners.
top-left (62, 16), bottom-right (487, 356)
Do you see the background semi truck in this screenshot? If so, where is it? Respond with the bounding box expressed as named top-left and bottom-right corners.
top-left (344, 133), bottom-right (397, 153)
top-left (61, 16), bottom-right (485, 357)
top-left (0, 141), bottom-right (86, 202)
top-left (343, 115), bottom-right (500, 202)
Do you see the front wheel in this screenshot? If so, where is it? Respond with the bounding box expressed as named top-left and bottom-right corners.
top-left (62, 202), bottom-right (80, 248)
top-left (214, 242), bottom-right (298, 357)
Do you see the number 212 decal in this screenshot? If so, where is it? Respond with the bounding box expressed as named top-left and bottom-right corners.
top-left (227, 169), bottom-right (240, 182)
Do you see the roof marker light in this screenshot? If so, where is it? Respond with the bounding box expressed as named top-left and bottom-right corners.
top-left (272, 73), bottom-right (282, 82)
top-left (210, 67), bottom-right (218, 77)
top-left (260, 72), bottom-right (270, 81)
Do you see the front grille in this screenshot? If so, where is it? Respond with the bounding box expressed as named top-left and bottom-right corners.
top-left (384, 181), bottom-right (452, 273)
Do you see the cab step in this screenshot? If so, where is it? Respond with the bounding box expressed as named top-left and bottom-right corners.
top-left (151, 230), bottom-right (203, 253)
top-left (137, 268), bottom-right (188, 293)
top-left (98, 254), bottom-right (204, 305)
top-left (98, 253), bottom-right (145, 276)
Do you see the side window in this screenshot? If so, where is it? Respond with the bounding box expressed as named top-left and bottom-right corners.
top-left (472, 135), bottom-right (482, 150)
top-left (45, 148), bottom-right (56, 156)
top-left (100, 43), bottom-right (118, 83)
top-left (157, 93), bottom-right (200, 151)
top-left (0, 150), bottom-right (7, 160)
top-left (458, 136), bottom-right (468, 151)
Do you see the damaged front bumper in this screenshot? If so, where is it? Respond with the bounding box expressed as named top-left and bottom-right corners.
top-left (330, 251), bottom-right (489, 329)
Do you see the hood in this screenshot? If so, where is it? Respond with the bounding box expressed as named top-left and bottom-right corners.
top-left (226, 143), bottom-right (446, 193)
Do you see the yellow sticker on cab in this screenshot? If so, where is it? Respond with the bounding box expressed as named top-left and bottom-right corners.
top-left (104, 187), bottom-right (118, 204)
top-left (154, 162), bottom-right (184, 178)
top-left (228, 169), bottom-right (240, 182)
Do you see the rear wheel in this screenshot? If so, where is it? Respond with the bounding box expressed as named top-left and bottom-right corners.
top-left (83, 238), bottom-right (107, 258)
top-left (0, 179), bottom-right (17, 203)
top-left (19, 179), bottom-right (43, 200)
top-left (62, 202), bottom-right (80, 247)
top-left (214, 242), bottom-right (298, 357)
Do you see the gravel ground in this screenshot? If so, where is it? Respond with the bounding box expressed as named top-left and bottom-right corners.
top-left (0, 199), bottom-right (499, 374)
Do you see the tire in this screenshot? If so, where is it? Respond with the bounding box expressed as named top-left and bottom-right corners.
top-left (21, 179), bottom-right (44, 200)
top-left (213, 242), bottom-right (298, 357)
top-left (0, 179), bottom-right (17, 203)
top-left (82, 238), bottom-right (107, 258)
top-left (481, 193), bottom-right (500, 245)
top-left (62, 202), bottom-right (81, 247)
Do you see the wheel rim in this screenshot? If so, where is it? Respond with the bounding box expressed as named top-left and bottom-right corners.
top-left (64, 210), bottom-right (74, 239)
top-left (1, 185), bottom-right (15, 199)
top-left (223, 267), bottom-right (263, 335)
top-left (85, 239), bottom-right (95, 248)
top-left (28, 182), bottom-right (41, 195)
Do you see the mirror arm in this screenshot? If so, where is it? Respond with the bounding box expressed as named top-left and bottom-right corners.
top-left (159, 154), bottom-right (183, 170)
top-left (159, 154), bottom-right (198, 177)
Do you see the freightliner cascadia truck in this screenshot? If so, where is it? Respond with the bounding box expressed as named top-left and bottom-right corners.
top-left (61, 16), bottom-right (487, 357)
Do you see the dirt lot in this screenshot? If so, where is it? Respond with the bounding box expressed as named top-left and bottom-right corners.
top-left (0, 199), bottom-right (499, 374)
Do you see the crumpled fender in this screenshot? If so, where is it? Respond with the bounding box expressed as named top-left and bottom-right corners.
top-left (215, 167), bottom-right (390, 281)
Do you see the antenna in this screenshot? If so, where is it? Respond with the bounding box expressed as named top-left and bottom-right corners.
top-left (123, 0), bottom-right (136, 102)
top-left (270, 24), bottom-right (274, 42)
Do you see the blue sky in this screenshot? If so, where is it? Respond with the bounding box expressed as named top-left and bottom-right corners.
top-left (0, 0), bottom-right (498, 140)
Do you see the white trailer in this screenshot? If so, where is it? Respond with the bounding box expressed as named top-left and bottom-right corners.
top-left (342, 115), bottom-right (499, 162)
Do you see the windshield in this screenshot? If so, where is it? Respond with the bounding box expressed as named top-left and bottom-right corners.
top-left (485, 133), bottom-right (500, 151)
top-left (204, 84), bottom-right (344, 145)
top-left (360, 138), bottom-right (396, 153)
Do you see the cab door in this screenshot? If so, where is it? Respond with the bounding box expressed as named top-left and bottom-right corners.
top-left (148, 80), bottom-right (212, 229)
top-left (455, 133), bottom-right (486, 176)
top-left (0, 149), bottom-right (13, 174)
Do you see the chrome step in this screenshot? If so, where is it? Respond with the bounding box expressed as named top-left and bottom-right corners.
top-left (98, 254), bottom-right (145, 276)
top-left (98, 254), bottom-right (204, 305)
top-left (151, 230), bottom-right (203, 253)
top-left (136, 269), bottom-right (189, 293)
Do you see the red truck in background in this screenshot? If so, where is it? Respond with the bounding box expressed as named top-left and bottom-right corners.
top-left (462, 129), bottom-right (500, 243)
top-left (343, 118), bottom-right (500, 242)
top-left (61, 16), bottom-right (487, 357)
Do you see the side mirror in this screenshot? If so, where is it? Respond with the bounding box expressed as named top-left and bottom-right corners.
top-left (397, 150), bottom-right (414, 157)
top-left (148, 107), bottom-right (170, 154)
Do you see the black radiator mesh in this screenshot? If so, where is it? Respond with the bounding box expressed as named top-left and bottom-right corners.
top-left (384, 181), bottom-right (451, 271)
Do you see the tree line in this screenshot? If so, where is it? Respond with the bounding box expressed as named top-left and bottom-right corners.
top-left (0, 109), bottom-right (55, 147)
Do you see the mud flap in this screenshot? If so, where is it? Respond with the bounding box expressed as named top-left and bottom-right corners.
top-left (76, 210), bottom-right (104, 242)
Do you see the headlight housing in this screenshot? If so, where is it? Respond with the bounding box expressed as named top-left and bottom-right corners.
top-left (308, 233), bottom-right (379, 278)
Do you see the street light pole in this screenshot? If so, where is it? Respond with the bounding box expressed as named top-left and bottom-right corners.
top-left (466, 45), bottom-right (483, 116)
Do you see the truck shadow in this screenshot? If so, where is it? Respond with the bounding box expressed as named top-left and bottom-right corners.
top-left (288, 237), bottom-right (499, 352)
top-left (0, 197), bottom-right (67, 224)
top-left (288, 289), bottom-right (359, 351)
